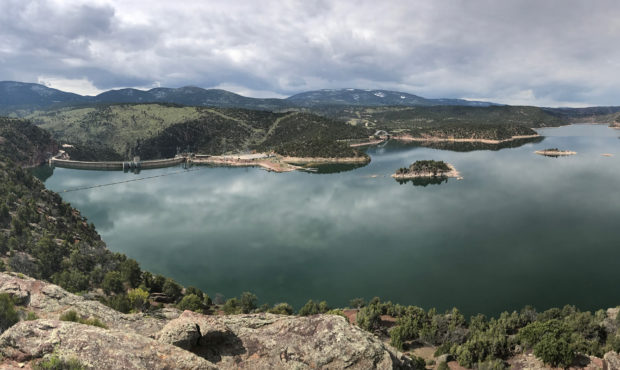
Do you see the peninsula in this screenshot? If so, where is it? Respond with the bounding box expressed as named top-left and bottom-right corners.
top-left (392, 160), bottom-right (460, 179)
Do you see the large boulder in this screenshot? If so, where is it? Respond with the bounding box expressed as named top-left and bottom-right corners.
top-left (156, 310), bottom-right (411, 369)
top-left (0, 272), bottom-right (178, 336)
top-left (0, 319), bottom-right (215, 369)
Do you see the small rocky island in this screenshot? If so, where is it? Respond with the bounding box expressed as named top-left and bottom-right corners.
top-left (535, 148), bottom-right (577, 157)
top-left (392, 160), bottom-right (460, 179)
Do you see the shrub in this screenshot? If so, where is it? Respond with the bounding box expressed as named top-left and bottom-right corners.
top-left (349, 298), bottom-right (366, 309)
top-left (533, 334), bottom-right (573, 368)
top-left (0, 293), bottom-right (19, 332)
top-left (518, 319), bottom-right (575, 367)
top-left (298, 300), bottom-right (320, 316)
top-left (437, 362), bottom-right (449, 370)
top-left (223, 298), bottom-right (241, 314)
top-left (177, 294), bottom-right (204, 313)
top-left (52, 269), bottom-right (89, 293)
top-left (119, 259), bottom-right (141, 288)
top-left (478, 359), bottom-right (507, 370)
top-left (102, 271), bottom-right (124, 295)
top-left (104, 294), bottom-right (131, 314)
top-left (326, 309), bottom-right (347, 319)
top-left (33, 355), bottom-right (84, 370)
top-left (185, 286), bottom-right (204, 300)
top-left (60, 310), bottom-right (107, 329)
top-left (127, 288), bottom-right (149, 312)
top-left (240, 292), bottom-right (258, 313)
top-left (26, 311), bottom-right (38, 320)
top-left (268, 303), bottom-right (294, 315)
top-left (162, 279), bottom-right (182, 301)
top-left (411, 356), bottom-right (426, 370)
top-left (356, 304), bottom-right (382, 332)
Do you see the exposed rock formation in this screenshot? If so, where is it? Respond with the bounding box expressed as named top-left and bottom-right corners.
top-left (0, 320), bottom-right (215, 369)
top-left (0, 272), bottom-right (176, 337)
top-left (0, 273), bottom-right (410, 369)
top-left (155, 310), bottom-right (410, 369)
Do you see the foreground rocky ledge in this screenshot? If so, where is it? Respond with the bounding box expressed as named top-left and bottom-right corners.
top-left (0, 272), bottom-right (409, 369)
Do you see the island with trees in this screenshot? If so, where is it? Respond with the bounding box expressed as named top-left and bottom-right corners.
top-left (535, 148), bottom-right (577, 157)
top-left (392, 160), bottom-right (460, 180)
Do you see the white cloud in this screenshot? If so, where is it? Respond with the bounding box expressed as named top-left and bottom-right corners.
top-left (37, 76), bottom-right (105, 96)
top-left (2, 0), bottom-right (620, 106)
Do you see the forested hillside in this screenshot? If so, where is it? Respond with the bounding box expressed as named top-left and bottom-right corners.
top-left (0, 117), bottom-right (57, 167)
top-left (28, 105), bottom-right (370, 160)
top-left (313, 105), bottom-right (563, 139)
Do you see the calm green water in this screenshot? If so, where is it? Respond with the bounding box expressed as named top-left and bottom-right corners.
top-left (40, 124), bottom-right (620, 316)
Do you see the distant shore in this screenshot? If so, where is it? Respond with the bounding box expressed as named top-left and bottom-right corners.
top-left (392, 134), bottom-right (540, 144)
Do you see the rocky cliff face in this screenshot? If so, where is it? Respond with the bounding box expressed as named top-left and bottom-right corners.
top-left (0, 273), bottom-right (411, 369)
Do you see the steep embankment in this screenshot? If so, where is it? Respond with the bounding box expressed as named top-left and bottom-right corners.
top-left (0, 117), bottom-right (57, 167)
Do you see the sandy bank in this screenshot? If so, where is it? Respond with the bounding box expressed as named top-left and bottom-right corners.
top-left (349, 139), bottom-right (386, 147)
top-left (191, 156), bottom-right (302, 172)
top-left (393, 134), bottom-right (540, 145)
top-left (191, 153), bottom-right (370, 172)
top-left (391, 163), bottom-right (461, 179)
top-left (534, 150), bottom-right (577, 156)
top-left (280, 156), bottom-right (370, 165)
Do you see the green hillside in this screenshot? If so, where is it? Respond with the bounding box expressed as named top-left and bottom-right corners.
top-left (309, 105), bottom-right (563, 139)
top-left (28, 104), bottom-right (370, 160)
top-left (0, 117), bottom-right (57, 167)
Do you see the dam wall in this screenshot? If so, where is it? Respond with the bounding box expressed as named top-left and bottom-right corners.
top-left (50, 156), bottom-right (186, 170)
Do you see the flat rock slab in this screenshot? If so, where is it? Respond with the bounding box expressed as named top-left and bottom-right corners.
top-left (0, 320), bottom-right (215, 369)
top-left (157, 311), bottom-right (410, 369)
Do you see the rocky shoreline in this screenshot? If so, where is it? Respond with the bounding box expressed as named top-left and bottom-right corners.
top-left (392, 134), bottom-right (540, 145)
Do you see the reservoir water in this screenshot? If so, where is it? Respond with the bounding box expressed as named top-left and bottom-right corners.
top-left (39, 124), bottom-right (620, 316)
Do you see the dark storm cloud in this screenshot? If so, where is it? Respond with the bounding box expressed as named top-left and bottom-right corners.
top-left (1, 0), bottom-right (620, 105)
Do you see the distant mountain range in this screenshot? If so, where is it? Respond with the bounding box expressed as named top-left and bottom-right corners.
top-left (0, 81), bottom-right (498, 112)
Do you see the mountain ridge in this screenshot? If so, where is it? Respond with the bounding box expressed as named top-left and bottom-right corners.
top-left (0, 81), bottom-right (497, 112)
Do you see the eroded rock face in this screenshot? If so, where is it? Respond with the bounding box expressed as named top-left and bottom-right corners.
top-left (0, 320), bottom-right (215, 370)
top-left (0, 272), bottom-right (177, 337)
top-left (157, 310), bottom-right (410, 369)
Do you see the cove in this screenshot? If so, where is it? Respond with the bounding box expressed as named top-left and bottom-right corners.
top-left (38, 124), bottom-right (620, 317)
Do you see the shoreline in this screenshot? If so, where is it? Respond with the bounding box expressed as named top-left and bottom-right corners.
top-left (392, 134), bottom-right (540, 145)
top-left (534, 150), bottom-right (577, 156)
top-left (391, 163), bottom-right (461, 179)
top-left (279, 155), bottom-right (370, 165)
top-left (349, 139), bottom-right (387, 147)
top-left (191, 154), bottom-right (370, 172)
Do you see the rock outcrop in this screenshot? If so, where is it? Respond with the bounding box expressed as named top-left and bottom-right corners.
top-left (155, 310), bottom-right (410, 369)
top-left (0, 320), bottom-right (215, 369)
top-left (0, 272), bottom-right (177, 337)
top-left (0, 273), bottom-right (410, 369)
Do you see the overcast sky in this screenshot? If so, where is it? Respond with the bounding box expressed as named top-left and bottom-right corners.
top-left (1, 0), bottom-right (619, 106)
